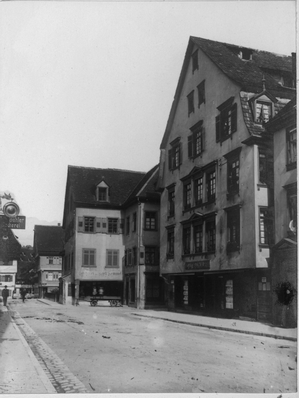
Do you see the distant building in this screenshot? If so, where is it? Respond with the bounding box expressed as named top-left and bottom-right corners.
top-left (157, 36), bottom-right (295, 321)
top-left (0, 260), bottom-right (18, 300)
top-left (62, 165), bottom-right (147, 305)
top-left (265, 97), bottom-right (297, 327)
top-left (33, 225), bottom-right (64, 298)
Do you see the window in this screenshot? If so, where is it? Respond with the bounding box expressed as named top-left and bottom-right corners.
top-left (255, 101), bottom-right (272, 123)
top-left (188, 121), bottom-right (204, 158)
top-left (194, 176), bottom-right (203, 205)
top-left (206, 169), bottom-right (216, 202)
top-left (287, 190), bottom-right (297, 230)
top-left (187, 91), bottom-right (195, 116)
top-left (145, 212), bottom-right (157, 230)
top-left (126, 216), bottom-right (130, 235)
top-left (127, 249), bottom-right (132, 266)
top-left (106, 250), bottom-right (119, 268)
top-left (226, 207), bottom-right (240, 253)
top-left (183, 182), bottom-right (192, 210)
top-left (168, 187), bottom-right (175, 218)
top-left (183, 226), bottom-right (191, 254)
top-left (145, 247), bottom-right (159, 265)
top-left (259, 208), bottom-right (274, 245)
top-left (216, 98), bottom-right (237, 143)
top-left (146, 276), bottom-right (161, 301)
top-left (108, 218), bottom-right (118, 234)
top-left (83, 249), bottom-right (96, 267)
top-left (48, 257), bottom-right (53, 265)
top-left (167, 227), bottom-right (175, 259)
top-left (168, 139), bottom-right (182, 170)
top-left (287, 127), bottom-right (297, 167)
top-left (132, 247), bottom-right (137, 266)
top-left (132, 212), bottom-right (137, 232)
top-left (84, 217), bottom-right (94, 233)
top-left (194, 224), bottom-right (203, 253)
top-left (206, 218), bottom-right (216, 252)
top-left (97, 187), bottom-right (108, 201)
top-left (191, 50), bottom-right (198, 72)
top-left (258, 149), bottom-right (273, 186)
top-left (227, 158), bottom-right (239, 195)
top-left (197, 80), bottom-right (205, 108)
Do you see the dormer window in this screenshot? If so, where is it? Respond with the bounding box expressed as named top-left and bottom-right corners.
top-left (255, 100), bottom-right (272, 123)
top-left (239, 49), bottom-right (253, 61)
top-left (96, 181), bottom-right (109, 202)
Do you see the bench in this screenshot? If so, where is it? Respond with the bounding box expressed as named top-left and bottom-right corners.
top-left (89, 296), bottom-right (122, 307)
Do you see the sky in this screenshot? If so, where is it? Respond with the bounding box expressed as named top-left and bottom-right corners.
top-left (0, 1), bottom-right (296, 244)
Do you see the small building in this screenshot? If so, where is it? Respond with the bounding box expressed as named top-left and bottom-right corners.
top-left (0, 260), bottom-right (18, 300)
top-left (157, 36), bottom-right (295, 320)
top-left (123, 165), bottom-right (164, 309)
top-left (62, 165), bottom-right (147, 305)
top-left (265, 97), bottom-right (297, 327)
top-left (33, 225), bottom-right (64, 299)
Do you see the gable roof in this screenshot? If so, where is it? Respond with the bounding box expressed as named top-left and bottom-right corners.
top-left (66, 165), bottom-right (147, 209)
top-left (34, 225), bottom-right (64, 256)
top-left (160, 36), bottom-right (295, 149)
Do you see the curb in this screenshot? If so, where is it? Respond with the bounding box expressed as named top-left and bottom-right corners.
top-left (132, 313), bottom-right (297, 342)
top-left (9, 309), bottom-right (57, 394)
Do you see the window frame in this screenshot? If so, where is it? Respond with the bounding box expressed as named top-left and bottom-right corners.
top-left (191, 50), bottom-right (199, 73)
top-left (183, 181), bottom-right (192, 211)
top-left (82, 248), bottom-right (96, 267)
top-left (166, 227), bottom-right (175, 259)
top-left (197, 80), bottom-right (205, 108)
top-left (226, 206), bottom-right (240, 253)
top-left (187, 90), bottom-right (195, 116)
top-left (144, 211), bottom-right (157, 231)
top-left (188, 121), bottom-right (204, 159)
top-left (216, 98), bottom-right (237, 143)
top-left (108, 218), bottom-right (118, 234)
top-left (205, 217), bottom-right (216, 253)
top-left (145, 246), bottom-right (159, 265)
top-left (168, 187), bottom-right (175, 218)
top-left (84, 217), bottom-right (95, 233)
top-left (286, 127), bottom-right (297, 169)
top-left (106, 249), bottom-right (119, 268)
top-left (206, 169), bottom-right (216, 203)
top-left (168, 139), bottom-right (182, 171)
top-left (227, 157), bottom-right (240, 195)
top-left (182, 225), bottom-right (191, 255)
top-left (259, 208), bottom-right (274, 246)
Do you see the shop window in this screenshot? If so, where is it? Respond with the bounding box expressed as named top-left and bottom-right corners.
top-left (216, 97), bottom-right (237, 143)
top-left (187, 90), bottom-right (195, 116)
top-left (287, 127), bottom-right (297, 169)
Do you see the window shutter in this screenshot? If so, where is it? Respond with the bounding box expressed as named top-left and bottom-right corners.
top-left (188, 135), bottom-right (193, 158)
top-left (216, 115), bottom-right (220, 143)
top-left (101, 218), bottom-right (108, 233)
top-left (179, 143), bottom-right (182, 165)
top-left (168, 148), bottom-right (172, 170)
top-left (201, 127), bottom-right (205, 152)
top-left (120, 218), bottom-right (124, 232)
top-left (231, 103), bottom-right (237, 133)
top-left (78, 217), bottom-right (84, 232)
top-left (95, 217), bottom-right (101, 233)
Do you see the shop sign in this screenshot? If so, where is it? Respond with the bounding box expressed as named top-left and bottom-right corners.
top-left (185, 260), bottom-right (210, 271)
top-left (8, 216), bottom-right (26, 229)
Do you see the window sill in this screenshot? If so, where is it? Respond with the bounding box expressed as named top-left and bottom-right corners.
top-left (82, 265), bottom-right (97, 268)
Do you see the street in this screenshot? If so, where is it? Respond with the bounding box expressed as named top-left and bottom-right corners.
top-left (7, 299), bottom-right (297, 394)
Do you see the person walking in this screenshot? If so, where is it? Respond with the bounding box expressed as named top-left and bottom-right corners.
top-left (1, 285), bottom-right (9, 307)
top-left (20, 288), bottom-right (26, 303)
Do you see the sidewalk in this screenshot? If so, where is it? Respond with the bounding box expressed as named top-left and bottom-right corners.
top-left (0, 303), bottom-right (56, 394)
top-left (131, 308), bottom-right (298, 342)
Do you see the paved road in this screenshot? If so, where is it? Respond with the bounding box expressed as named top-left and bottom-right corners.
top-left (9, 299), bottom-right (297, 394)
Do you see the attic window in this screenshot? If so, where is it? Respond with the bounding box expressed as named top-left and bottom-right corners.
top-left (255, 101), bottom-right (272, 124)
top-left (192, 50), bottom-right (199, 72)
top-left (239, 49), bottom-right (253, 61)
top-left (96, 181), bottom-right (109, 202)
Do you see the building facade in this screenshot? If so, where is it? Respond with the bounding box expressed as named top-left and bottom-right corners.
top-left (265, 98), bottom-right (297, 327)
top-left (62, 166), bottom-right (147, 305)
top-left (157, 36), bottom-right (295, 320)
top-left (33, 225), bottom-right (64, 298)
top-left (123, 165), bottom-right (164, 309)
top-left (0, 260), bottom-right (17, 300)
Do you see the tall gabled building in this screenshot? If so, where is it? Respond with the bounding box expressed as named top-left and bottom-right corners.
top-left (158, 36), bottom-right (295, 321)
top-left (62, 165), bottom-right (146, 305)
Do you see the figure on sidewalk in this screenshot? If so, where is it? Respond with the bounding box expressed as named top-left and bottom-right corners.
top-left (2, 285), bottom-right (9, 306)
top-left (20, 288), bottom-right (26, 303)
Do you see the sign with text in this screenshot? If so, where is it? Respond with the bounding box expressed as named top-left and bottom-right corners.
top-left (8, 216), bottom-right (26, 229)
top-left (185, 260), bottom-right (210, 271)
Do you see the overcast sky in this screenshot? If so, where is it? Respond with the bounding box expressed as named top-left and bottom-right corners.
top-left (0, 1), bottom-right (296, 244)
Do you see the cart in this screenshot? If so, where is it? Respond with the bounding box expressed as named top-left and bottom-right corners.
top-left (89, 296), bottom-right (122, 307)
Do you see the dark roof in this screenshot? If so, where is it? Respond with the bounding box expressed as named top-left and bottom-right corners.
top-left (124, 164), bottom-right (160, 206)
top-left (67, 166), bottom-right (147, 208)
top-left (160, 36), bottom-right (295, 149)
top-left (34, 225), bottom-right (64, 255)
top-left (265, 97), bottom-right (297, 132)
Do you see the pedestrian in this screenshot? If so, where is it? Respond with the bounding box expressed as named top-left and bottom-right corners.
top-left (1, 285), bottom-right (9, 307)
top-left (20, 288), bottom-right (26, 303)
